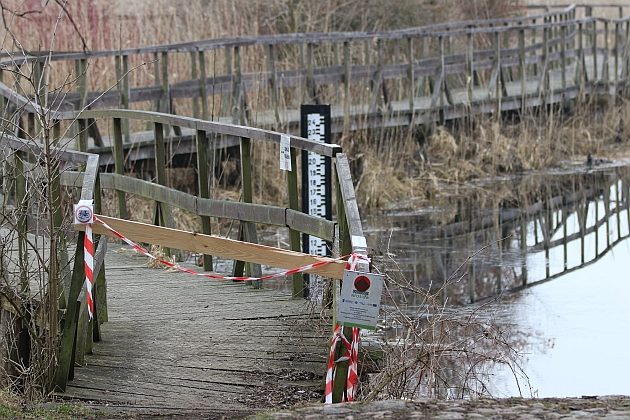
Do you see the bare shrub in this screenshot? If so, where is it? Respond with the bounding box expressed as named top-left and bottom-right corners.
top-left (362, 251), bottom-right (531, 400)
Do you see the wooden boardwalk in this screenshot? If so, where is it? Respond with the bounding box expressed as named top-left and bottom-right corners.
top-left (64, 246), bottom-right (327, 411)
top-left (2, 2), bottom-right (630, 411)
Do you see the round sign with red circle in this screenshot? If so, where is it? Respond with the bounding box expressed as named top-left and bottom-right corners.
top-left (353, 275), bottom-right (371, 292)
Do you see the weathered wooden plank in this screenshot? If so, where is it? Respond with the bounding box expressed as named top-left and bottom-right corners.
top-left (77, 215), bottom-right (346, 279)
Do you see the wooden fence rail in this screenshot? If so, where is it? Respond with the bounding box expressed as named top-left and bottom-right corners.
top-left (0, 76), bottom-right (368, 403)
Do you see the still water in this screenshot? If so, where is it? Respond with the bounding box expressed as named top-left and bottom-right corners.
top-left (365, 165), bottom-right (630, 398)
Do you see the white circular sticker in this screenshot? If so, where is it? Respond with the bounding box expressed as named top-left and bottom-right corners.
top-left (75, 205), bottom-right (93, 224)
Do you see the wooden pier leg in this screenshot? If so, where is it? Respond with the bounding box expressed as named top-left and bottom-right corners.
top-left (407, 36), bottom-right (415, 122)
top-left (198, 51), bottom-right (209, 120)
top-left (113, 118), bottom-right (128, 219)
top-left (306, 42), bottom-right (318, 104)
top-left (592, 19), bottom-right (598, 81)
top-left (238, 137), bottom-right (262, 288)
top-left (190, 51), bottom-right (200, 119)
top-left (466, 32), bottom-right (474, 108)
top-left (518, 29), bottom-right (526, 114)
top-left (196, 129), bottom-right (213, 271)
top-left (266, 44), bottom-right (281, 128)
top-left (54, 232), bottom-right (86, 391)
top-left (343, 41), bottom-right (351, 132)
top-left (286, 146), bottom-right (303, 298)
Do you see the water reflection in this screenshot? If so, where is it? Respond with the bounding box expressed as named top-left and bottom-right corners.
top-left (367, 167), bottom-right (630, 306)
top-left (366, 166), bottom-right (630, 397)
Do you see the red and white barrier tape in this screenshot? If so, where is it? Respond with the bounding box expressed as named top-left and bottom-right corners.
top-left (323, 253), bottom-right (367, 403)
top-left (88, 215), bottom-right (369, 399)
top-left (84, 224), bottom-right (95, 319)
top-left (92, 215), bottom-right (365, 282)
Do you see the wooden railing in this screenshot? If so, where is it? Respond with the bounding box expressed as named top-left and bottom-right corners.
top-left (1, 4), bottom-right (607, 140)
top-left (0, 75), bottom-right (369, 397)
top-left (2, 3), bottom-right (626, 400)
top-left (0, 133), bottom-right (107, 391)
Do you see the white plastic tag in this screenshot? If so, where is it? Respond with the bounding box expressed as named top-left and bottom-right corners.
top-left (280, 135), bottom-right (292, 171)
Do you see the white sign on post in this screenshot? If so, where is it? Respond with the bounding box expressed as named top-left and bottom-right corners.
top-left (337, 270), bottom-right (384, 330)
top-left (279, 134), bottom-right (292, 171)
top-left (73, 199), bottom-right (94, 224)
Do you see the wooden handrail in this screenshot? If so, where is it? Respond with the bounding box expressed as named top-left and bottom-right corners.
top-left (0, 5), bottom-right (576, 67)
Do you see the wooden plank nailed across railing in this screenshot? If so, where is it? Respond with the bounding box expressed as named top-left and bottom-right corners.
top-left (75, 215), bottom-right (347, 279)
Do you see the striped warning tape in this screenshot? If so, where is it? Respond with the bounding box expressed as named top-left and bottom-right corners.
top-left (92, 215), bottom-right (366, 282)
top-left (84, 223), bottom-right (95, 319)
top-left (88, 214), bottom-right (369, 400)
top-left (323, 254), bottom-right (364, 403)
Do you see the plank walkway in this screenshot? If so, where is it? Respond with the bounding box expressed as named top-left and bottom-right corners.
top-left (61, 245), bottom-right (327, 411)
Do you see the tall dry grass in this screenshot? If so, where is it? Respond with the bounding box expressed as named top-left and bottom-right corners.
top-left (2, 0), bottom-right (626, 217)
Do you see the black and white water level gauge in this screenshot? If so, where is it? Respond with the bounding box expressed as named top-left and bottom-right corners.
top-left (301, 105), bottom-right (332, 298)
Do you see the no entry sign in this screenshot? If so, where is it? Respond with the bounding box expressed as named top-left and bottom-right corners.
top-left (337, 270), bottom-right (384, 330)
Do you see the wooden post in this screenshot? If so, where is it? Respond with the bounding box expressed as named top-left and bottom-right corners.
top-left (93, 175), bottom-right (107, 327)
top-left (407, 37), bottom-right (415, 119)
top-left (113, 118), bottom-right (128, 219)
top-left (614, 21), bottom-right (620, 100)
top-left (190, 51), bottom-right (200, 118)
top-left (286, 147), bottom-right (302, 298)
top-left (74, 293), bottom-right (89, 365)
top-left (238, 137), bottom-right (262, 287)
top-left (153, 52), bottom-right (161, 112)
top-left (74, 58), bottom-right (88, 150)
top-left (232, 46), bottom-right (244, 124)
top-left (54, 232), bottom-right (86, 391)
top-left (520, 213), bottom-right (528, 286)
top-left (421, 36), bottom-right (430, 95)
top-left (439, 35), bottom-right (446, 110)
top-left (343, 41), bottom-right (351, 131)
top-left (332, 157), bottom-right (351, 404)
top-left (561, 23), bottom-right (567, 92)
top-left (592, 19), bottom-right (598, 81)
top-left (196, 129), bottom-right (213, 271)
top-left (490, 31), bottom-right (502, 115)
top-left (198, 51), bottom-right (209, 120)
top-left (121, 55), bottom-right (131, 142)
top-left (538, 23), bottom-right (550, 100)
top-left (467, 32), bottom-right (474, 107)
top-left (266, 44), bottom-right (281, 127)
top-left (577, 22), bottom-right (586, 93)
top-left (603, 21), bottom-right (610, 88)
top-left (518, 28), bottom-right (526, 113)
top-left (14, 152), bottom-right (29, 296)
top-left (306, 42), bottom-right (318, 103)
top-left (160, 52), bottom-right (170, 114)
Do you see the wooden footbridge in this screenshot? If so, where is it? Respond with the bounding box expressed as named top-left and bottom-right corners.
top-left (0, 2), bottom-right (629, 413)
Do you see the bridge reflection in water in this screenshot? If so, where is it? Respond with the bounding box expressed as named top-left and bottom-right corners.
top-left (366, 165), bottom-right (630, 307)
